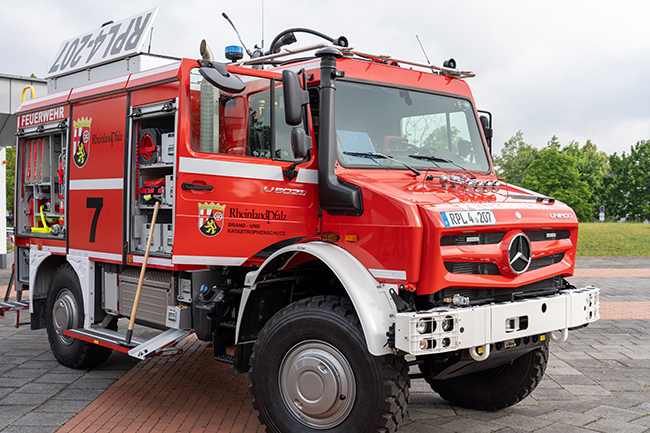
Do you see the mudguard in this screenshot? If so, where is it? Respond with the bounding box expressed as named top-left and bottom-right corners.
top-left (237, 241), bottom-right (398, 356)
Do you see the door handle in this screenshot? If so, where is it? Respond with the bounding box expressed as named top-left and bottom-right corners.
top-left (181, 182), bottom-right (213, 191)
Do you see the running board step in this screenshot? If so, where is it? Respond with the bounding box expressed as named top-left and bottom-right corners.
top-left (64, 328), bottom-right (191, 360)
top-left (0, 301), bottom-right (30, 327)
top-left (0, 300), bottom-right (29, 313)
top-left (214, 353), bottom-right (235, 364)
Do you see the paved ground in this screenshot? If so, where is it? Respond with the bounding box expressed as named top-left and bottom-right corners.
top-left (0, 257), bottom-right (648, 432)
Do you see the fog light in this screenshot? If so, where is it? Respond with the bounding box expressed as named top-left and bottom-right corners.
top-left (416, 319), bottom-right (430, 334)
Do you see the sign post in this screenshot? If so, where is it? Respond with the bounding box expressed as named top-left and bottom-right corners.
top-left (599, 205), bottom-right (605, 222)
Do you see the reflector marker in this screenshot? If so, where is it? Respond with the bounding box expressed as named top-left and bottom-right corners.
top-left (369, 269), bottom-right (407, 280)
top-left (70, 178), bottom-right (123, 190)
top-left (179, 157), bottom-right (318, 184)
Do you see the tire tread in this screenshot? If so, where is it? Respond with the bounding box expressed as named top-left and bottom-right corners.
top-left (249, 295), bottom-right (409, 433)
top-left (428, 343), bottom-right (549, 411)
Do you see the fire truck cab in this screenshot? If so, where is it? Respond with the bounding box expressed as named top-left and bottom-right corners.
top-left (9, 11), bottom-right (600, 433)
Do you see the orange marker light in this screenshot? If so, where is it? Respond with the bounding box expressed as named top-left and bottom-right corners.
top-left (321, 232), bottom-right (340, 242)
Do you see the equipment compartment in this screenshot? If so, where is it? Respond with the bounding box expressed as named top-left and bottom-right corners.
top-left (128, 100), bottom-right (177, 256)
top-left (16, 127), bottom-right (67, 238)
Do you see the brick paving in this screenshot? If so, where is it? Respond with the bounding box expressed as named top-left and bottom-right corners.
top-left (600, 302), bottom-right (650, 320)
top-left (56, 337), bottom-right (261, 433)
top-left (574, 269), bottom-right (650, 278)
top-left (0, 257), bottom-right (648, 433)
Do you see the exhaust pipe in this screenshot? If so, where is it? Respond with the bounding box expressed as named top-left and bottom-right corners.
top-left (200, 39), bottom-right (214, 61)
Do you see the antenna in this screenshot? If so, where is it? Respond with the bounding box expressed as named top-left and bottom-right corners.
top-left (147, 27), bottom-right (154, 54)
top-left (261, 0), bottom-right (264, 51)
top-left (222, 13), bottom-right (253, 57)
top-left (415, 35), bottom-right (431, 65)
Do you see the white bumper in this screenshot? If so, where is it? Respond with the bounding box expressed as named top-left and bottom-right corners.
top-left (395, 286), bottom-right (600, 355)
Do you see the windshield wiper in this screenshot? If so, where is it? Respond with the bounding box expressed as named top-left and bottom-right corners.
top-left (408, 154), bottom-right (476, 178)
top-left (344, 151), bottom-right (421, 177)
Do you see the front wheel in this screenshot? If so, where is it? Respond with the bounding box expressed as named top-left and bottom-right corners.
top-left (249, 296), bottom-right (409, 433)
top-left (427, 342), bottom-right (549, 410)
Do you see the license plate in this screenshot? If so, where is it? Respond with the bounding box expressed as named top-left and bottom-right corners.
top-left (440, 210), bottom-right (496, 227)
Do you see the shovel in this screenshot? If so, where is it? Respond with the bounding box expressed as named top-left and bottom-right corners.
top-left (125, 200), bottom-right (160, 345)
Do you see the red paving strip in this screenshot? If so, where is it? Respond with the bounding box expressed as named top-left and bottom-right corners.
top-left (573, 268), bottom-right (650, 277)
top-left (599, 302), bottom-right (650, 320)
top-left (57, 336), bottom-right (262, 433)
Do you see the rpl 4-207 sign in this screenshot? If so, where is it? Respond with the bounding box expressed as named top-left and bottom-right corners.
top-left (46, 8), bottom-right (158, 78)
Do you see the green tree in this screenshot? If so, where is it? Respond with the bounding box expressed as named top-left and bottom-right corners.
top-left (561, 139), bottom-right (608, 219)
top-left (423, 125), bottom-right (461, 152)
top-left (601, 140), bottom-right (650, 222)
top-left (521, 146), bottom-right (592, 221)
top-left (6, 146), bottom-right (15, 220)
top-left (493, 130), bottom-right (539, 185)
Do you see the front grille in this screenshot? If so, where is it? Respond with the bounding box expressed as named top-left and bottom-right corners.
top-left (529, 253), bottom-right (565, 271)
top-left (443, 252), bottom-right (565, 276)
top-left (444, 262), bottom-right (500, 275)
top-left (441, 230), bottom-right (569, 246)
top-left (440, 232), bottom-right (505, 246)
top-left (525, 230), bottom-right (570, 242)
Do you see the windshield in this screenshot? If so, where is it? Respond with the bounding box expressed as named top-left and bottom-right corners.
top-left (335, 81), bottom-right (490, 173)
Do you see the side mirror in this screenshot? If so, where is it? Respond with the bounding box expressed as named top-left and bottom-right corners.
top-left (283, 127), bottom-right (313, 180)
top-left (479, 113), bottom-right (493, 154)
top-left (198, 60), bottom-right (246, 94)
top-left (283, 70), bottom-right (309, 126)
top-left (291, 127), bottom-right (312, 159)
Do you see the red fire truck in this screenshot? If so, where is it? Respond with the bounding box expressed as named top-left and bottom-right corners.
top-left (5, 10), bottom-right (599, 433)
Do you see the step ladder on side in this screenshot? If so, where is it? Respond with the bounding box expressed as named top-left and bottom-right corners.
top-left (63, 327), bottom-right (192, 360)
top-left (1, 264), bottom-right (30, 328)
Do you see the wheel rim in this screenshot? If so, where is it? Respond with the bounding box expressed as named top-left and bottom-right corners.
top-left (52, 288), bottom-right (78, 345)
top-left (279, 339), bottom-right (356, 429)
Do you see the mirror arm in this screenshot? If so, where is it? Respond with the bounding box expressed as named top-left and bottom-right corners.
top-left (283, 150), bottom-right (311, 181)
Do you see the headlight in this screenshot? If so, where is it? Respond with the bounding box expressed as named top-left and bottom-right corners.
top-left (442, 316), bottom-right (454, 332)
top-left (416, 319), bottom-right (430, 334)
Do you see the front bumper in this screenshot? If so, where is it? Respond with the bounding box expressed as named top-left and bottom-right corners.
top-left (395, 286), bottom-right (599, 356)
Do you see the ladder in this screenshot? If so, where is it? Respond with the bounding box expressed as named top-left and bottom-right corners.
top-left (64, 327), bottom-right (192, 360)
top-left (1, 265), bottom-right (29, 328)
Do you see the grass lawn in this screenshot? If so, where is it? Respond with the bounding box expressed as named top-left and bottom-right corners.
top-left (577, 222), bottom-right (650, 256)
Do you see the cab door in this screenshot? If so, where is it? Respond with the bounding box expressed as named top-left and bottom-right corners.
top-left (172, 68), bottom-right (318, 267)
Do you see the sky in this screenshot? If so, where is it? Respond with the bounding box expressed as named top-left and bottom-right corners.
top-left (1, 0), bottom-right (650, 157)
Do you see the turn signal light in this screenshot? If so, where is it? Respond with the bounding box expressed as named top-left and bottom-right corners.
top-left (321, 232), bottom-right (340, 242)
top-left (344, 234), bottom-right (359, 242)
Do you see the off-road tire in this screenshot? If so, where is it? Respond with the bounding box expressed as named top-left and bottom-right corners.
top-left (46, 264), bottom-right (112, 369)
top-left (249, 295), bottom-right (410, 433)
top-left (427, 342), bottom-right (549, 410)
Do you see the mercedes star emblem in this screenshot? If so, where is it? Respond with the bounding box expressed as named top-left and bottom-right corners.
top-left (508, 233), bottom-right (532, 274)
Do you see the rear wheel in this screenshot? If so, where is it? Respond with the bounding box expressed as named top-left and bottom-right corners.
top-left (427, 343), bottom-right (549, 410)
top-left (249, 296), bottom-right (409, 433)
top-left (46, 264), bottom-right (112, 369)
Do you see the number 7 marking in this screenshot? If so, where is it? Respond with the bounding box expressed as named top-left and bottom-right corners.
top-left (86, 197), bottom-right (103, 243)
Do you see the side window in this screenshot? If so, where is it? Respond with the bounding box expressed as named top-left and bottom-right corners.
top-left (190, 69), bottom-right (301, 161)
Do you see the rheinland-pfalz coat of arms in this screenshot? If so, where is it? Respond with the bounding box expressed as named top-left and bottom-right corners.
top-left (73, 117), bottom-right (92, 168)
top-left (199, 202), bottom-right (226, 237)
